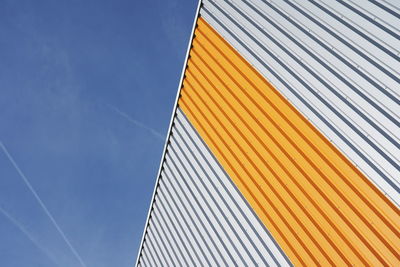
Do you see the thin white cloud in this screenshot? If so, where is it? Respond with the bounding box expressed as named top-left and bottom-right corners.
top-left (106, 104), bottom-right (164, 141)
top-left (0, 205), bottom-right (59, 265)
top-left (0, 142), bottom-right (87, 267)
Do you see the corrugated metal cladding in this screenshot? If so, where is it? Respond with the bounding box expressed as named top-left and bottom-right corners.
top-left (137, 109), bottom-right (291, 266)
top-left (201, 0), bottom-right (400, 207)
top-left (137, 0), bottom-right (400, 266)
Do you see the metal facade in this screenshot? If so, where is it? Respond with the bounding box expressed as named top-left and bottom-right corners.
top-left (137, 1), bottom-right (400, 266)
top-left (138, 109), bottom-right (291, 266)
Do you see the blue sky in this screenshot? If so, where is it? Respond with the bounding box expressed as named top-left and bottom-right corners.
top-left (0, 0), bottom-right (197, 266)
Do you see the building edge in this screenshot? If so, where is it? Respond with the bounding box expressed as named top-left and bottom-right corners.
top-left (134, 1), bottom-right (203, 266)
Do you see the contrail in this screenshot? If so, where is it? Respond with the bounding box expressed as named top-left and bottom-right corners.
top-left (0, 205), bottom-right (59, 265)
top-left (0, 142), bottom-right (87, 267)
top-left (106, 104), bottom-right (165, 141)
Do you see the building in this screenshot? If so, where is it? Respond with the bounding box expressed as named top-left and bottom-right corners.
top-left (136, 0), bottom-right (400, 265)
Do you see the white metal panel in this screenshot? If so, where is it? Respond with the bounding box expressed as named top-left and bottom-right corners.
top-left (143, 230), bottom-right (163, 266)
top-left (146, 229), bottom-right (169, 266)
top-left (372, 0), bottom-right (400, 15)
top-left (166, 153), bottom-right (242, 266)
top-left (136, 108), bottom-right (291, 266)
top-left (271, 0), bottom-right (400, 113)
top-left (150, 205), bottom-right (185, 266)
top-left (160, 179), bottom-right (218, 266)
top-left (319, 0), bottom-right (399, 52)
top-left (200, 0), bottom-right (400, 206)
top-left (289, 0), bottom-right (400, 88)
top-left (348, 0), bottom-right (400, 33)
top-left (152, 199), bottom-right (197, 266)
top-left (141, 248), bottom-right (155, 267)
top-left (139, 249), bottom-right (151, 267)
top-left (149, 217), bottom-right (175, 266)
top-left (161, 168), bottom-right (228, 266)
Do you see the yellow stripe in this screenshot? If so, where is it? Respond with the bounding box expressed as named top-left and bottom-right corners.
top-left (178, 17), bottom-right (400, 266)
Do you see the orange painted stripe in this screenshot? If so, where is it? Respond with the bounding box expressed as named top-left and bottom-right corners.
top-left (178, 17), bottom-right (400, 266)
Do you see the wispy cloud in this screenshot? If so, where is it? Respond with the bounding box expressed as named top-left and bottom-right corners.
top-left (0, 142), bottom-right (87, 267)
top-left (0, 205), bottom-right (58, 265)
top-left (106, 104), bottom-right (164, 141)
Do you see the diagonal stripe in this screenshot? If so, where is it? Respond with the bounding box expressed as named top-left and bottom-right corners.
top-left (178, 16), bottom-right (400, 266)
top-left (136, 106), bottom-right (291, 266)
top-left (200, 0), bottom-right (400, 207)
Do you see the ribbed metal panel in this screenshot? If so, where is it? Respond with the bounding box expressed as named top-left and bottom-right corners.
top-left (136, 109), bottom-right (291, 266)
top-left (137, 1), bottom-right (400, 265)
top-left (177, 16), bottom-right (400, 265)
top-left (200, 0), bottom-right (400, 207)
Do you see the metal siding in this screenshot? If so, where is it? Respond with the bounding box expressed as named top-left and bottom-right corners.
top-left (159, 189), bottom-right (210, 265)
top-left (369, 0), bottom-right (400, 18)
top-left (141, 248), bottom-right (154, 267)
top-left (161, 166), bottom-right (228, 267)
top-left (177, 16), bottom-right (400, 265)
top-left (149, 211), bottom-right (174, 265)
top-left (136, 108), bottom-right (291, 266)
top-left (175, 109), bottom-right (289, 265)
top-left (150, 204), bottom-right (184, 266)
top-left (137, 1), bottom-right (400, 266)
top-left (152, 197), bottom-right (196, 266)
top-left (144, 230), bottom-right (162, 266)
top-left (158, 173), bottom-right (218, 266)
top-left (146, 228), bottom-right (168, 266)
top-left (139, 250), bottom-right (150, 267)
top-left (200, 0), bottom-right (400, 207)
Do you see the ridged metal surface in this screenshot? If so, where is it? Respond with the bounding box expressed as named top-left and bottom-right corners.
top-left (200, 0), bottom-right (400, 207)
top-left (178, 16), bottom-right (400, 265)
top-left (137, 1), bottom-right (400, 265)
top-left (137, 109), bottom-right (291, 266)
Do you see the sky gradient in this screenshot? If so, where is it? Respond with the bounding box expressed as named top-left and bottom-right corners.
top-left (0, 0), bottom-right (198, 266)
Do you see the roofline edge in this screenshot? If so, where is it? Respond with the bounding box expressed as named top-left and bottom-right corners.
top-left (134, 1), bottom-right (203, 266)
